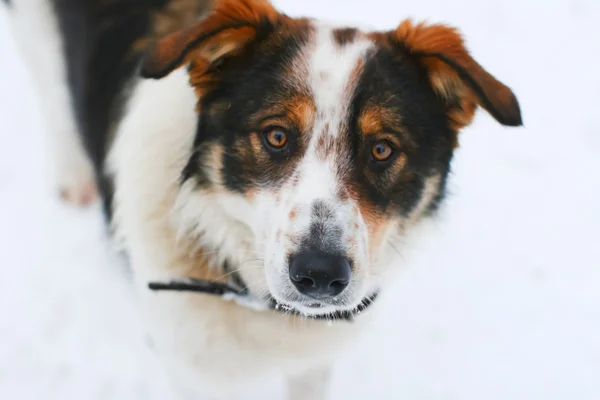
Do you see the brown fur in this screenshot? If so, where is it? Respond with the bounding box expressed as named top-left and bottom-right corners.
top-left (141, 0), bottom-right (282, 78)
top-left (249, 95), bottom-right (316, 136)
top-left (369, 19), bottom-right (521, 135)
top-left (357, 107), bottom-right (414, 178)
top-left (358, 107), bottom-right (403, 140)
top-left (393, 20), bottom-right (521, 128)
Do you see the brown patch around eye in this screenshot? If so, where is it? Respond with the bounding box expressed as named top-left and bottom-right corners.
top-left (359, 107), bottom-right (383, 134)
top-left (365, 146), bottom-right (408, 187)
top-left (358, 106), bottom-right (403, 137)
top-left (357, 107), bottom-right (416, 172)
top-left (251, 95), bottom-right (315, 136)
top-left (287, 96), bottom-right (316, 133)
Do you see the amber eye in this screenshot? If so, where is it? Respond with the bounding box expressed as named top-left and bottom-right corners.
top-left (263, 127), bottom-right (288, 150)
top-left (371, 140), bottom-right (394, 162)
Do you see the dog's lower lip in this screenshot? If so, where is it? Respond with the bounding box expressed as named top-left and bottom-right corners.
top-left (271, 299), bottom-right (330, 314)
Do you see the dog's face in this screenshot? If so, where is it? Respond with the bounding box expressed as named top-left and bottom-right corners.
top-left (142, 0), bottom-right (521, 316)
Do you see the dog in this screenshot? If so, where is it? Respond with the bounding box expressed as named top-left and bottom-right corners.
top-left (2, 0), bottom-right (522, 398)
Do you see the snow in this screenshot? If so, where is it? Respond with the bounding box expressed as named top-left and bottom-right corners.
top-left (1, 0), bottom-right (599, 399)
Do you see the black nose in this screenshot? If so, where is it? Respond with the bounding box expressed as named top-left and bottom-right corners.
top-left (289, 252), bottom-right (351, 299)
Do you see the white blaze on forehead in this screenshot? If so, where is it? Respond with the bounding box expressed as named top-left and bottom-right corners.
top-left (307, 23), bottom-right (373, 138)
top-left (280, 23), bottom-right (374, 245)
top-left (292, 156), bottom-right (338, 205)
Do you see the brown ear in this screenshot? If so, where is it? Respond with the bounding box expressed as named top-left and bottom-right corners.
top-left (141, 0), bottom-right (280, 79)
top-left (393, 20), bottom-right (522, 129)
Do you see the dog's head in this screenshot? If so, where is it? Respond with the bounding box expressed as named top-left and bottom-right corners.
top-left (141, 0), bottom-right (521, 316)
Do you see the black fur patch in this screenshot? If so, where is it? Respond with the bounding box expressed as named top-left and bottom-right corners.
top-left (183, 22), bottom-right (312, 192)
top-left (346, 46), bottom-right (454, 216)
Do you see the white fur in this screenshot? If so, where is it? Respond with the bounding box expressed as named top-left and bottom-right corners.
top-left (5, 0), bottom-right (96, 205)
top-left (307, 24), bottom-right (373, 139)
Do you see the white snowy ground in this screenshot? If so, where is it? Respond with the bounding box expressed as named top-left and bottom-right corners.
top-left (1, 0), bottom-right (599, 399)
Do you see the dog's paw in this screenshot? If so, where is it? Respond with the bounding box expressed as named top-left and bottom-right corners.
top-left (55, 158), bottom-right (98, 207)
top-left (58, 178), bottom-right (98, 206)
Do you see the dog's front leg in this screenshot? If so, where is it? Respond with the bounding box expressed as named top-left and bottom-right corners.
top-left (286, 366), bottom-right (332, 400)
top-left (4, 0), bottom-right (98, 206)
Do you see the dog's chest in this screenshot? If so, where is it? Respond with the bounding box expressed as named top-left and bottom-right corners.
top-left (137, 286), bottom-right (371, 388)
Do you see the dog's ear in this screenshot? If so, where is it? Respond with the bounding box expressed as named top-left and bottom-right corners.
top-left (141, 0), bottom-right (280, 79)
top-left (392, 20), bottom-right (522, 130)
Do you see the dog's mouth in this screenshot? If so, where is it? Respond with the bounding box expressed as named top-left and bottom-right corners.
top-left (267, 294), bottom-right (379, 321)
top-left (148, 277), bottom-right (378, 322)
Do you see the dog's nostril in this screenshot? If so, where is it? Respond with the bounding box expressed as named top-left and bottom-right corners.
top-left (289, 252), bottom-right (351, 299)
top-left (329, 279), bottom-right (348, 291)
top-left (292, 276), bottom-right (315, 290)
